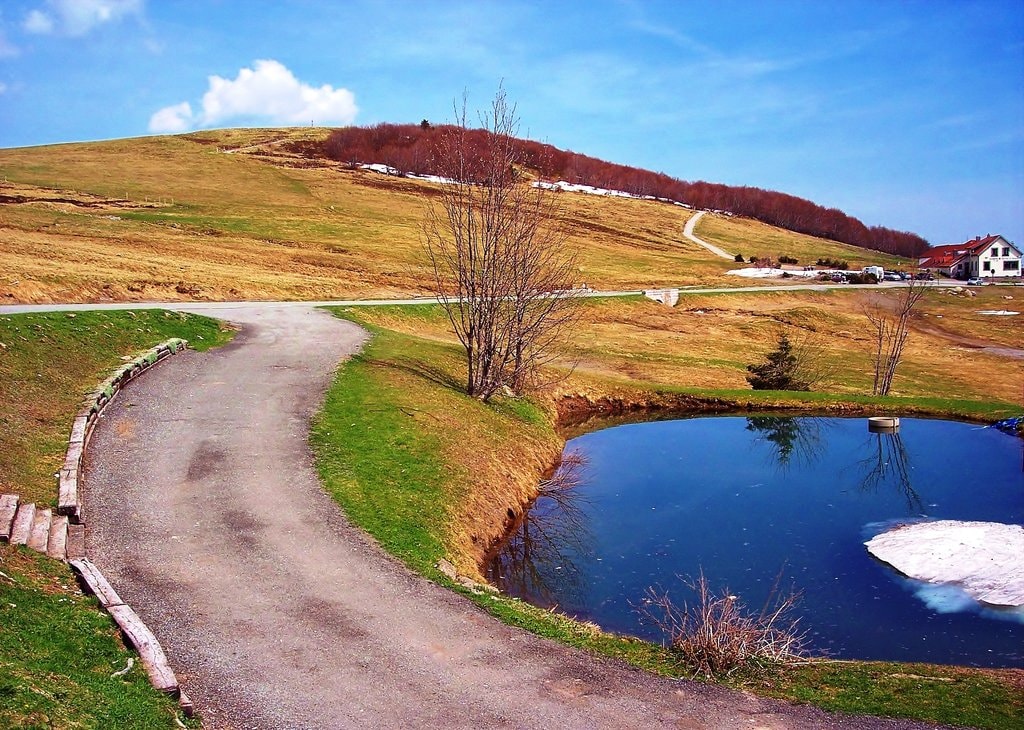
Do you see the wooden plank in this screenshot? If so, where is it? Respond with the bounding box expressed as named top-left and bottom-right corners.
top-left (9, 503), bottom-right (36, 545)
top-left (57, 468), bottom-right (79, 520)
top-left (66, 523), bottom-right (86, 560)
top-left (69, 558), bottom-right (125, 608)
top-left (26, 508), bottom-right (52, 553)
top-left (0, 494), bottom-right (18, 542)
top-left (47, 515), bottom-right (69, 560)
top-left (107, 604), bottom-right (179, 695)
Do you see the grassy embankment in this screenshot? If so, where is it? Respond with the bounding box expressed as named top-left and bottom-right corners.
top-left (0, 310), bottom-right (232, 728)
top-left (0, 128), bottom-right (911, 304)
top-left (312, 300), bottom-right (1022, 730)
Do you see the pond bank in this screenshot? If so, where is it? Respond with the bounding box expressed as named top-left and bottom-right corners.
top-left (473, 388), bottom-right (1022, 578)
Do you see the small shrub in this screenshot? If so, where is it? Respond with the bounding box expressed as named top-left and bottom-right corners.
top-left (778, 254), bottom-right (798, 265)
top-left (816, 257), bottom-right (849, 270)
top-left (638, 571), bottom-right (807, 678)
top-left (734, 253), bottom-right (745, 263)
top-left (748, 255), bottom-right (758, 263)
top-left (746, 332), bottom-right (809, 391)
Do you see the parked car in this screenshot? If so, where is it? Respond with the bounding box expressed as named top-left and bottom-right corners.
top-left (883, 272), bottom-right (901, 281)
top-left (965, 277), bottom-right (986, 286)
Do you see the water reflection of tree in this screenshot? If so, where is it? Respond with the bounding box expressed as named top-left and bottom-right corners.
top-left (745, 416), bottom-right (827, 470)
top-left (485, 451), bottom-right (594, 607)
top-left (859, 431), bottom-right (923, 511)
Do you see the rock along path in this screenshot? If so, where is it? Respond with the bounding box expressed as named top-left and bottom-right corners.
top-left (82, 303), bottom-right (932, 729)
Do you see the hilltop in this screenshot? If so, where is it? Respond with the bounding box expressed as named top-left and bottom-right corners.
top-left (0, 128), bottom-right (906, 304)
top-left (324, 123), bottom-right (929, 257)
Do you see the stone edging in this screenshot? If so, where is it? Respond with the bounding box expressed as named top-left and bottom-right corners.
top-left (58, 338), bottom-right (188, 523)
top-left (57, 337), bottom-right (194, 717)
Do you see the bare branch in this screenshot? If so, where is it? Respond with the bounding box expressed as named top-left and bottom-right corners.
top-left (423, 86), bottom-right (582, 401)
top-left (863, 278), bottom-right (930, 396)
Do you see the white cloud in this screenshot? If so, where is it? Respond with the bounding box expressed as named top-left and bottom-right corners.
top-left (23, 0), bottom-right (142, 37)
top-left (148, 101), bottom-right (193, 134)
top-left (0, 29), bottom-right (19, 58)
top-left (199, 60), bottom-right (358, 126)
top-left (148, 60), bottom-right (358, 133)
top-left (23, 9), bottom-right (53, 34)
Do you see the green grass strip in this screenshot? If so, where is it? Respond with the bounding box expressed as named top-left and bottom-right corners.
top-left (310, 308), bottom-right (1023, 730)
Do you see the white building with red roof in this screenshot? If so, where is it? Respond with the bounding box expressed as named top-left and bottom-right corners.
top-left (918, 234), bottom-right (1021, 280)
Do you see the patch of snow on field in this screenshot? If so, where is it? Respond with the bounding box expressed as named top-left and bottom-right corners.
top-left (977, 310), bottom-right (1020, 316)
top-left (360, 163), bottom-right (401, 175)
top-left (408, 173), bottom-right (458, 185)
top-left (360, 166), bottom-right (717, 212)
top-left (533, 180), bottom-right (636, 198)
top-left (726, 267), bottom-right (820, 278)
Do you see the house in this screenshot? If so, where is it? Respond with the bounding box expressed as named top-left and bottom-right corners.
top-left (918, 234), bottom-right (1022, 280)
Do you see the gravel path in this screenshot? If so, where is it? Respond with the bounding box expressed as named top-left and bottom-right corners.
top-left (683, 210), bottom-right (735, 260)
top-left (81, 304), bottom-right (939, 729)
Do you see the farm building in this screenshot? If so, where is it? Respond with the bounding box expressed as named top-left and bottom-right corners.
top-left (918, 234), bottom-right (1021, 280)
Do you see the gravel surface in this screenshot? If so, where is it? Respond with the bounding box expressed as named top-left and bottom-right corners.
top-left (81, 304), bottom-right (944, 729)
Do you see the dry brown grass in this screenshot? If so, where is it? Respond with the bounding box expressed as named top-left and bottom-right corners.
top-left (697, 214), bottom-right (908, 271)
top-left (354, 287), bottom-right (1023, 406)
top-left (1, 128), bottom-right (908, 303)
top-left (3, 128), bottom-right (1016, 404)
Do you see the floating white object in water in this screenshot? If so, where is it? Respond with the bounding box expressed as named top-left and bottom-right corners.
top-left (865, 520), bottom-right (1024, 607)
top-left (868, 416), bottom-right (900, 433)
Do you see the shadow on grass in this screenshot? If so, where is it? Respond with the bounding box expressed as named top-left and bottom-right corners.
top-left (365, 355), bottom-right (464, 391)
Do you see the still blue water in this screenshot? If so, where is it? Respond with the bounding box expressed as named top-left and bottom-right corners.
top-left (486, 416), bottom-right (1024, 667)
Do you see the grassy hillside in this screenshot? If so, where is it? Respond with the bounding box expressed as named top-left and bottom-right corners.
top-left (697, 214), bottom-right (907, 270)
top-left (0, 128), bottom-right (908, 303)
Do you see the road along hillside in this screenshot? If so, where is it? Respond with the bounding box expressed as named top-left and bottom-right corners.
top-left (81, 303), bottom-right (931, 728)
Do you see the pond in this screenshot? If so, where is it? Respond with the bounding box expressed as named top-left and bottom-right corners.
top-left (485, 416), bottom-right (1024, 667)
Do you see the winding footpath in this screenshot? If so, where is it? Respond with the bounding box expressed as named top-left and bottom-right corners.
top-left (20, 303), bottom-right (935, 728)
top-left (683, 210), bottom-right (735, 260)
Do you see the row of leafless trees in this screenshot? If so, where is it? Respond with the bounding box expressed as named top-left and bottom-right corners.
top-left (325, 123), bottom-right (929, 257)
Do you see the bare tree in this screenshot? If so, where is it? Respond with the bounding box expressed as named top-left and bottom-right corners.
top-left (863, 280), bottom-right (929, 396)
top-left (424, 87), bottom-right (581, 400)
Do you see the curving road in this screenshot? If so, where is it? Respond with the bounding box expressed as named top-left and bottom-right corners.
top-left (74, 304), bottom-right (929, 728)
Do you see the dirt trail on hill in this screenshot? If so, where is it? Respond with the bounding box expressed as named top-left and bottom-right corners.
top-left (82, 303), bottom-right (935, 729)
top-left (683, 210), bottom-right (735, 260)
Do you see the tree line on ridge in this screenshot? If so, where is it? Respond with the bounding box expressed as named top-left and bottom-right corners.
top-left (321, 123), bottom-right (929, 258)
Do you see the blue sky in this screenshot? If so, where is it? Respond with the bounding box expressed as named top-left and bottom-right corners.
top-left (1, 0), bottom-right (1022, 246)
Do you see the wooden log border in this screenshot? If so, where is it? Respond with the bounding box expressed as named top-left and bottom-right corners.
top-left (52, 337), bottom-right (192, 711)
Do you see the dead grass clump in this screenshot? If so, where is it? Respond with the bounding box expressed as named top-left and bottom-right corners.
top-left (638, 571), bottom-right (808, 678)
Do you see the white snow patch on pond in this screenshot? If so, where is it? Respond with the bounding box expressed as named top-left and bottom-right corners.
top-left (977, 310), bottom-right (1020, 316)
top-left (865, 520), bottom-right (1024, 608)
